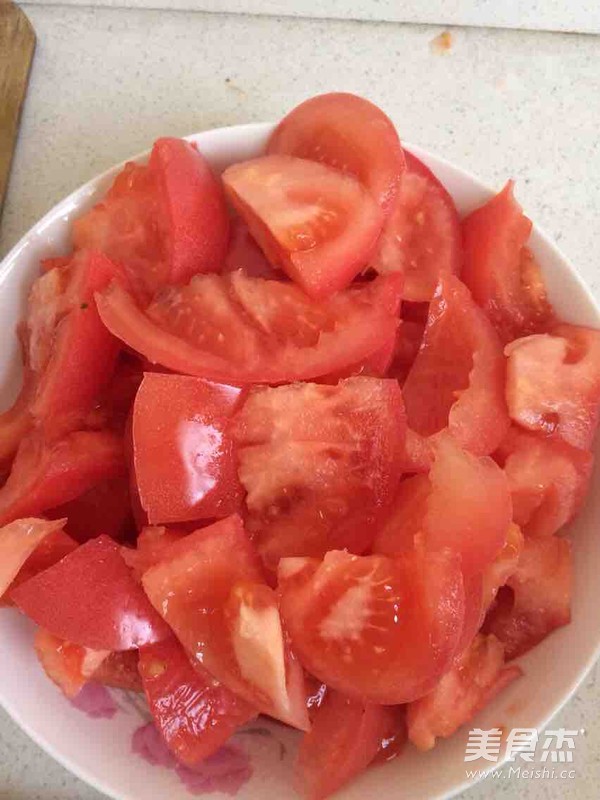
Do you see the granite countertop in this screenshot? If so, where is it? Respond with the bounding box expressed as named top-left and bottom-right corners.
top-left (1, 4), bottom-right (599, 798)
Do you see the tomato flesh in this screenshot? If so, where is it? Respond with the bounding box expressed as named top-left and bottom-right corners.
top-left (505, 324), bottom-right (600, 449)
top-left (279, 548), bottom-right (464, 704)
top-left (232, 377), bottom-right (406, 570)
top-left (223, 154), bottom-right (384, 298)
top-left (12, 535), bottom-right (171, 651)
top-left (96, 272), bottom-right (402, 385)
top-left (122, 525), bottom-right (187, 581)
top-left (407, 634), bottom-right (521, 751)
top-left (138, 637), bottom-right (256, 766)
top-left (133, 373), bottom-right (245, 524)
top-left (462, 182), bottom-right (554, 343)
top-left (34, 629), bottom-right (110, 699)
top-left (0, 518), bottom-right (67, 600)
top-left (403, 274), bottom-right (510, 455)
top-left (372, 150), bottom-right (462, 302)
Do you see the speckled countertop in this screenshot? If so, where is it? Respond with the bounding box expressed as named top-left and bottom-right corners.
top-left (1, 4), bottom-right (600, 799)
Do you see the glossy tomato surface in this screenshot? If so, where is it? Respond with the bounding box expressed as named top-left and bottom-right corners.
top-left (0, 518), bottom-right (67, 599)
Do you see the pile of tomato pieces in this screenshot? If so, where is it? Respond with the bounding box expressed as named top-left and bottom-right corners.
top-left (1, 92), bottom-right (599, 800)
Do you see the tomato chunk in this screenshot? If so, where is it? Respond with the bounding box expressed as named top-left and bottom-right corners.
top-left (481, 523), bottom-right (525, 613)
top-left (496, 427), bottom-right (593, 537)
top-left (138, 637), bottom-right (255, 766)
top-left (0, 430), bottom-right (124, 527)
top-left (483, 536), bottom-right (572, 659)
top-left (233, 377), bottom-right (406, 570)
top-left (47, 476), bottom-right (133, 544)
top-left (96, 272), bottom-right (402, 385)
top-left (93, 651), bottom-right (143, 692)
top-left (0, 518), bottom-right (67, 600)
top-left (121, 526), bottom-right (187, 581)
top-left (407, 634), bottom-right (522, 751)
top-left (403, 274), bottom-right (510, 456)
top-left (34, 629), bottom-right (110, 699)
top-left (142, 515), bottom-right (308, 729)
top-left (6, 528), bottom-right (77, 601)
top-left (505, 324), bottom-right (600, 449)
top-left (12, 535), bottom-right (171, 651)
top-left (73, 138), bottom-right (229, 295)
top-left (223, 155), bottom-right (383, 298)
top-left (462, 182), bottom-right (554, 343)
top-left (267, 92), bottom-right (404, 215)
top-left (278, 548), bottom-right (464, 704)
top-left (371, 151), bottom-right (462, 302)
top-left (296, 689), bottom-right (399, 800)
top-left (132, 373), bottom-right (245, 524)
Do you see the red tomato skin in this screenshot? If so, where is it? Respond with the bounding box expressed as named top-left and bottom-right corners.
top-left (403, 274), bottom-right (510, 456)
top-left (407, 634), bottom-right (522, 751)
top-left (462, 182), bottom-right (554, 343)
top-left (138, 637), bottom-right (255, 766)
top-left (0, 430), bottom-right (124, 527)
top-left (371, 150), bottom-right (462, 302)
top-left (223, 154), bottom-right (384, 299)
top-left (278, 549), bottom-right (465, 705)
top-left (296, 689), bottom-right (399, 800)
top-left (12, 535), bottom-right (171, 651)
top-left (0, 518), bottom-right (68, 600)
top-left (496, 427), bottom-right (593, 538)
top-left (267, 92), bottom-right (405, 215)
top-left (233, 377), bottom-right (406, 569)
top-left (96, 273), bottom-right (402, 385)
top-left (31, 251), bottom-right (123, 440)
top-left (132, 373), bottom-right (245, 524)
top-left (483, 536), bottom-right (572, 659)
top-left (505, 324), bottom-right (600, 450)
top-left (150, 138), bottom-right (230, 283)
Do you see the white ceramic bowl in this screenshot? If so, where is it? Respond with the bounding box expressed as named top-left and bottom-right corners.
top-left (1, 123), bottom-right (600, 800)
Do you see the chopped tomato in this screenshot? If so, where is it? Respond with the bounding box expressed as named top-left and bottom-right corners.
top-left (371, 150), bottom-right (462, 302)
top-left (138, 637), bottom-right (256, 766)
top-left (34, 629), bottom-right (110, 698)
top-left (407, 634), bottom-right (522, 751)
top-left (483, 536), bottom-right (572, 659)
top-left (93, 650), bottom-right (143, 692)
top-left (398, 428), bottom-right (434, 473)
top-left (296, 689), bottom-right (400, 800)
top-left (132, 373), bottom-right (245, 524)
top-left (387, 320), bottom-right (425, 384)
top-left (403, 274), bottom-right (510, 456)
top-left (222, 217), bottom-right (281, 279)
top-left (496, 427), bottom-right (593, 537)
top-left (40, 255), bottom-right (72, 273)
top-left (223, 154), bottom-right (383, 298)
top-left (121, 525), bottom-right (187, 581)
top-left (375, 434), bottom-right (511, 582)
top-left (84, 352), bottom-right (146, 433)
top-left (47, 476), bottom-right (133, 543)
top-left (96, 272), bottom-right (402, 385)
top-left (481, 523), bottom-right (525, 612)
top-left (142, 516), bottom-right (308, 729)
top-left (12, 535), bottom-right (171, 651)
top-left (0, 430), bottom-right (124, 526)
top-left (462, 182), bottom-right (554, 343)
top-left (6, 529), bottom-right (77, 603)
top-left (267, 92), bottom-right (405, 215)
top-left (505, 324), bottom-right (600, 450)
top-left (73, 138), bottom-right (229, 295)
top-left (0, 518), bottom-right (68, 600)
top-left (278, 548), bottom-right (464, 704)
top-left (233, 377), bottom-right (406, 570)
top-left (0, 371), bottom-right (34, 470)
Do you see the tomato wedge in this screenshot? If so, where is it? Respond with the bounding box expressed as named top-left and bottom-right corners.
top-left (0, 518), bottom-right (67, 600)
top-left (132, 373), bottom-right (245, 524)
top-left (371, 150), bottom-right (462, 302)
top-left (496, 427), bottom-right (593, 537)
top-left (233, 377), bottom-right (406, 570)
top-left (505, 324), bottom-right (600, 449)
top-left (223, 217), bottom-right (281, 279)
top-left (483, 536), bottom-right (572, 659)
top-left (278, 548), bottom-right (464, 704)
top-left (12, 535), bottom-right (171, 651)
top-left (6, 528), bottom-right (77, 602)
top-left (96, 272), bottom-right (401, 384)
top-left (403, 274), bottom-right (510, 456)
top-left (267, 92), bottom-right (405, 215)
top-left (73, 138), bottom-right (229, 295)
top-left (296, 689), bottom-right (399, 800)
top-left (34, 629), bottom-right (110, 699)
top-left (407, 634), bottom-right (521, 751)
top-left (462, 182), bottom-right (554, 343)
top-left (142, 515), bottom-right (308, 730)
top-left (138, 637), bottom-right (256, 766)
top-left (223, 154), bottom-right (383, 298)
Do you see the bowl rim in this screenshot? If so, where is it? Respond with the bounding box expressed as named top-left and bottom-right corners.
top-left (1, 121), bottom-right (600, 800)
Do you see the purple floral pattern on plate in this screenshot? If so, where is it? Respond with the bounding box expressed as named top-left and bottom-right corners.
top-left (70, 682), bottom-right (118, 719)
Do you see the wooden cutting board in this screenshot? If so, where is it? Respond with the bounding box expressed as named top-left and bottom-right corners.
top-left (0, 0), bottom-right (35, 216)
